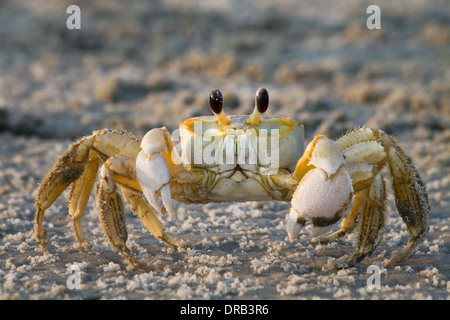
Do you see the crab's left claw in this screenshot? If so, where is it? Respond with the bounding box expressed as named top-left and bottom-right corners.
top-left (287, 136), bottom-right (354, 241)
top-left (136, 128), bottom-right (176, 219)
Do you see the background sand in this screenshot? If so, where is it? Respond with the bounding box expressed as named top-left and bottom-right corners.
top-left (0, 0), bottom-right (449, 300)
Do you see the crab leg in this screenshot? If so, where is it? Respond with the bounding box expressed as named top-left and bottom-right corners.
top-left (103, 155), bottom-right (180, 249)
top-left (335, 128), bottom-right (430, 266)
top-left (96, 164), bottom-right (149, 271)
top-left (347, 174), bottom-right (386, 266)
top-left (376, 131), bottom-right (430, 266)
top-left (35, 129), bottom-right (141, 251)
top-left (35, 134), bottom-right (96, 251)
top-left (68, 150), bottom-right (99, 248)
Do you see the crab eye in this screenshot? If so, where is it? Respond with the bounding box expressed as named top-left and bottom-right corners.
top-left (256, 88), bottom-right (269, 113)
top-left (209, 89), bottom-right (223, 114)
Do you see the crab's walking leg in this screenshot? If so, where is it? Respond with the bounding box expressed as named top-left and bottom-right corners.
top-left (347, 174), bottom-right (386, 266)
top-left (335, 128), bottom-right (430, 266)
top-left (376, 130), bottom-right (430, 266)
top-left (35, 129), bottom-right (141, 251)
top-left (103, 155), bottom-right (180, 249)
top-left (68, 150), bottom-right (99, 248)
top-left (35, 135), bottom-right (96, 251)
top-left (96, 164), bottom-right (150, 271)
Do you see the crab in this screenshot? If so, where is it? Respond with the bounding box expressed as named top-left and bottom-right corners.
top-left (35, 88), bottom-right (429, 271)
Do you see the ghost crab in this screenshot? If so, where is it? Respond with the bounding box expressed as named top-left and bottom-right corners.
top-left (35, 88), bottom-right (429, 271)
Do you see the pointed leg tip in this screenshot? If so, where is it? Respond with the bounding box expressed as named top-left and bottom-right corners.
top-left (119, 247), bottom-right (151, 272)
top-left (384, 254), bottom-right (405, 268)
top-left (385, 238), bottom-right (420, 267)
top-left (161, 235), bottom-right (185, 249)
top-left (36, 228), bottom-right (48, 252)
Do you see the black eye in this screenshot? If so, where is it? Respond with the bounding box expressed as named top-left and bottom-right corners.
top-left (209, 89), bottom-right (223, 114)
top-left (256, 88), bottom-right (269, 113)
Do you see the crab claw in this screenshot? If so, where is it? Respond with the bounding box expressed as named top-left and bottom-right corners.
top-left (286, 208), bottom-right (305, 241)
top-left (136, 129), bottom-right (176, 219)
top-left (288, 136), bottom-right (353, 241)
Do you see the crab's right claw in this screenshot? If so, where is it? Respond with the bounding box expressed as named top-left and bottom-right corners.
top-left (136, 129), bottom-right (176, 219)
top-left (287, 208), bottom-right (306, 241)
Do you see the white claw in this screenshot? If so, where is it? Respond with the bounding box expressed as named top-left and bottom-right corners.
top-left (160, 184), bottom-right (175, 219)
top-left (291, 167), bottom-right (352, 222)
top-left (286, 208), bottom-right (302, 241)
top-left (308, 138), bottom-right (345, 178)
top-left (145, 187), bottom-right (165, 216)
top-left (136, 139), bottom-right (175, 218)
top-left (141, 128), bottom-right (168, 156)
